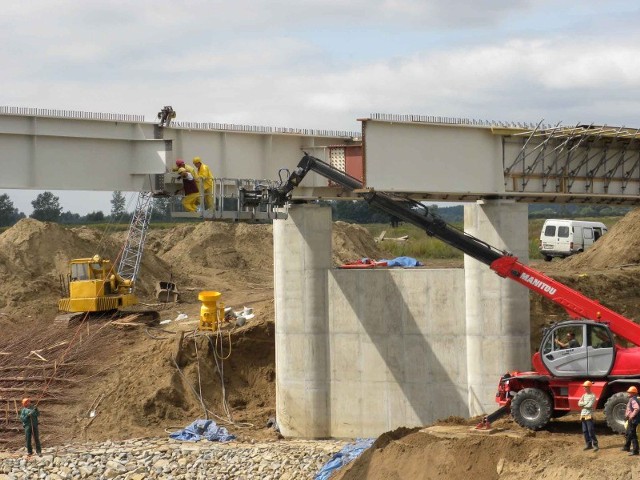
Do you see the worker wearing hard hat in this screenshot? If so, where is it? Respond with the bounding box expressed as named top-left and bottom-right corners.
top-left (19, 398), bottom-right (42, 456)
top-left (624, 386), bottom-right (640, 455)
top-left (578, 381), bottom-right (598, 451)
top-left (177, 167), bottom-right (200, 212)
top-left (192, 156), bottom-right (214, 210)
top-left (173, 159), bottom-right (199, 180)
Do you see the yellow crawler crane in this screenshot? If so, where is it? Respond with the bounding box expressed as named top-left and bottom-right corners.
top-left (58, 192), bottom-right (155, 317)
top-left (58, 255), bottom-right (138, 313)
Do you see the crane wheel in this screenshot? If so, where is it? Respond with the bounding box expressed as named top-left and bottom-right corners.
top-left (511, 388), bottom-right (552, 430)
top-left (604, 392), bottom-right (629, 434)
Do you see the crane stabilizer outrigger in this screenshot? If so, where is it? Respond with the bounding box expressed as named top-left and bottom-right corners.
top-left (267, 153), bottom-right (640, 433)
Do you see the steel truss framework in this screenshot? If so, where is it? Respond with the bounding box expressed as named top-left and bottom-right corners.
top-left (504, 123), bottom-right (640, 204)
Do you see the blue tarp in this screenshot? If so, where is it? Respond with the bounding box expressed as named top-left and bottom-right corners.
top-left (380, 256), bottom-right (423, 267)
top-left (169, 419), bottom-right (235, 442)
top-left (314, 438), bottom-right (375, 480)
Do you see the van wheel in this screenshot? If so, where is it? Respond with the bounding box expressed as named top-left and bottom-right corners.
top-left (544, 256), bottom-right (552, 262)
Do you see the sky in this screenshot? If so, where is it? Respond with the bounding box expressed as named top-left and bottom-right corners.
top-left (3, 0), bottom-right (640, 215)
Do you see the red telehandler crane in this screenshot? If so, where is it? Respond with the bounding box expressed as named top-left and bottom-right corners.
top-left (265, 153), bottom-right (640, 433)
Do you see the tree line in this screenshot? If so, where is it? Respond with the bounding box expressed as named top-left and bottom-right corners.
top-left (0, 191), bottom-right (173, 228)
top-left (0, 192), bottom-right (633, 228)
top-left (325, 200), bottom-right (632, 224)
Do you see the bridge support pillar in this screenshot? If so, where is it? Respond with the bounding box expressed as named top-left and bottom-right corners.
top-left (274, 204), bottom-right (331, 437)
top-left (464, 200), bottom-right (531, 416)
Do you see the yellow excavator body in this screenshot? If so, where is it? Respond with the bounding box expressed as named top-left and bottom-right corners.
top-left (58, 255), bottom-right (138, 313)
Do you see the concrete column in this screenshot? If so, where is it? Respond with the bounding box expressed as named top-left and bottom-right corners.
top-left (464, 200), bottom-right (530, 416)
top-left (274, 204), bottom-right (332, 437)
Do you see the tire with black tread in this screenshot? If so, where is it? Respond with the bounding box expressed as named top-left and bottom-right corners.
top-left (604, 392), bottom-right (629, 434)
top-left (511, 388), bottom-right (553, 430)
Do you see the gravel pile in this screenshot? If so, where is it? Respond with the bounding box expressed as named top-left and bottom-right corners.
top-left (0, 437), bottom-right (347, 480)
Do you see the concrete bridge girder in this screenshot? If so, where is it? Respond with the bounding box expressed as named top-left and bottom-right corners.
top-left (0, 111), bottom-right (358, 193)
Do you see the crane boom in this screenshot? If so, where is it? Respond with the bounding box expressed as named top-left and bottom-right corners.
top-left (271, 154), bottom-right (640, 345)
top-left (117, 191), bottom-right (154, 287)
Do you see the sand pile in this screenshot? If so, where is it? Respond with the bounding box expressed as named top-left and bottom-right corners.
top-left (59, 320), bottom-right (277, 445)
top-left (557, 208), bottom-right (640, 270)
top-left (144, 220), bottom-right (382, 280)
top-left (332, 221), bottom-right (383, 264)
top-left (334, 424), bottom-right (636, 480)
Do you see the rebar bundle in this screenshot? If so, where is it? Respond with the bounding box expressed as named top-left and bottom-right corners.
top-left (0, 322), bottom-right (106, 445)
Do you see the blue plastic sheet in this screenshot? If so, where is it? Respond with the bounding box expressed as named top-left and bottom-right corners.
top-left (169, 419), bottom-right (235, 442)
top-left (314, 438), bottom-right (375, 480)
top-left (380, 256), bottom-right (423, 267)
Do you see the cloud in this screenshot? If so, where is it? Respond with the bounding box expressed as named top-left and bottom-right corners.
top-left (3, 1), bottom-right (640, 131)
top-left (3, 1), bottom-right (640, 213)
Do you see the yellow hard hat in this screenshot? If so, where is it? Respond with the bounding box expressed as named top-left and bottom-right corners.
top-left (583, 381), bottom-right (593, 387)
top-left (193, 156), bottom-right (201, 164)
top-left (628, 386), bottom-right (638, 394)
top-left (177, 167), bottom-right (186, 174)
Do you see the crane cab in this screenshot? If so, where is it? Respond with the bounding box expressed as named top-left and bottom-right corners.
top-left (58, 255), bottom-right (138, 313)
top-left (536, 321), bottom-right (616, 377)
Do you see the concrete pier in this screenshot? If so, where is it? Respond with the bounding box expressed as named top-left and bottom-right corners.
top-left (274, 204), bottom-right (332, 438)
top-left (274, 201), bottom-right (531, 438)
top-left (464, 200), bottom-right (531, 416)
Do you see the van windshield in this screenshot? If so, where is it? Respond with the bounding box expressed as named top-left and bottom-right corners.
top-left (544, 225), bottom-right (556, 236)
top-left (558, 226), bottom-right (570, 238)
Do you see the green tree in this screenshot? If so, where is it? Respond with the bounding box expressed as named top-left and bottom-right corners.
top-left (110, 191), bottom-right (127, 221)
top-left (59, 211), bottom-right (81, 224)
top-left (151, 197), bottom-right (172, 221)
top-left (85, 211), bottom-right (105, 223)
top-left (0, 194), bottom-right (24, 227)
top-left (30, 191), bottom-right (63, 222)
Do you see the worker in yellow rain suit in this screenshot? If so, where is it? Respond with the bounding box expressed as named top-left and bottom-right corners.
top-left (177, 167), bottom-right (200, 212)
top-left (193, 156), bottom-right (214, 210)
top-left (173, 159), bottom-right (199, 182)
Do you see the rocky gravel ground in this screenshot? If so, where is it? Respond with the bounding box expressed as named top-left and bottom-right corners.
top-left (0, 437), bottom-right (348, 479)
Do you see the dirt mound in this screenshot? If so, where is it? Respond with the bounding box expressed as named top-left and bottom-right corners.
top-left (332, 221), bottom-right (383, 265)
top-left (333, 425), bottom-right (634, 480)
top-left (58, 319), bottom-right (277, 445)
top-left (556, 208), bottom-right (640, 271)
top-left (144, 220), bottom-right (382, 278)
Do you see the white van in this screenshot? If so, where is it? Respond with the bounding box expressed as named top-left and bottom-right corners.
top-left (539, 219), bottom-right (607, 261)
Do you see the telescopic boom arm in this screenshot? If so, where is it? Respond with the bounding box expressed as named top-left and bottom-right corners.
top-left (271, 154), bottom-right (640, 346)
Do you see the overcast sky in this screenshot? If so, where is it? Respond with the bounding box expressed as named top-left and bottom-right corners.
top-left (3, 0), bottom-right (640, 214)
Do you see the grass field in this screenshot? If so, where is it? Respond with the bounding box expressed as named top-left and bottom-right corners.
top-left (1, 216), bottom-right (625, 263)
top-left (365, 215), bottom-right (624, 263)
